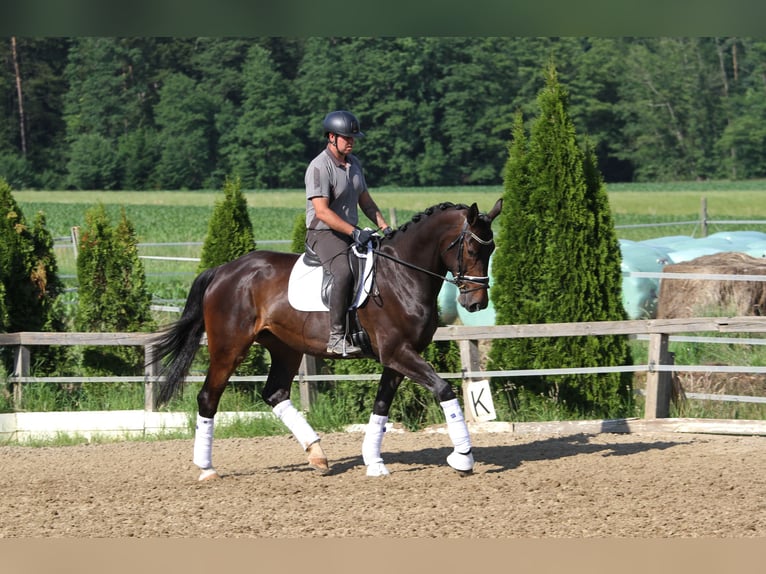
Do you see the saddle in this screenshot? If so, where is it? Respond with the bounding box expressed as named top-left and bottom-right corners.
top-left (287, 240), bottom-right (377, 355)
top-left (287, 240), bottom-right (376, 312)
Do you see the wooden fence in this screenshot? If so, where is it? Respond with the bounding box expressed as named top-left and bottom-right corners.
top-left (3, 317), bottom-right (766, 427)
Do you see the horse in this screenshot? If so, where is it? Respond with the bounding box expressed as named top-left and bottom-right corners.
top-left (151, 199), bottom-right (502, 480)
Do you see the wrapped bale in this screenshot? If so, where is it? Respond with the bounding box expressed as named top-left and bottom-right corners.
top-left (657, 252), bottom-right (766, 319)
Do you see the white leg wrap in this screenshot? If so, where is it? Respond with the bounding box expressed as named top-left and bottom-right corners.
top-left (440, 398), bottom-right (472, 454)
top-left (362, 413), bottom-right (388, 466)
top-left (193, 414), bottom-right (215, 469)
top-left (273, 399), bottom-right (320, 450)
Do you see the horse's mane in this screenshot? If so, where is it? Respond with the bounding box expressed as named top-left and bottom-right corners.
top-left (390, 202), bottom-right (470, 237)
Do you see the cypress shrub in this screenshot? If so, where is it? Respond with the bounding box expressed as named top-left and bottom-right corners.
top-left (0, 178), bottom-right (67, 375)
top-left (489, 64), bottom-right (633, 418)
top-left (198, 176), bottom-right (255, 272)
top-left (198, 176), bottom-right (266, 391)
top-left (75, 204), bottom-right (155, 378)
top-left (290, 212), bottom-right (306, 254)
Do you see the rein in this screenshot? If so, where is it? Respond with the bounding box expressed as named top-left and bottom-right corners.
top-left (371, 219), bottom-right (494, 293)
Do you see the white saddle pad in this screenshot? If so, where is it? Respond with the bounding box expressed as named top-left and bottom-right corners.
top-left (287, 244), bottom-right (375, 312)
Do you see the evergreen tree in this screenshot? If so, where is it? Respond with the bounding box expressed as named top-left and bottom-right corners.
top-left (290, 212), bottom-right (307, 254)
top-left (153, 72), bottom-right (216, 189)
top-left (75, 204), bottom-right (155, 375)
top-left (489, 64), bottom-right (633, 418)
top-left (198, 176), bottom-right (256, 271)
top-left (0, 177), bottom-right (66, 374)
top-left (0, 178), bottom-right (64, 333)
top-left (222, 44), bottom-right (305, 188)
top-left (198, 176), bottom-right (265, 386)
top-left (117, 126), bottom-right (162, 190)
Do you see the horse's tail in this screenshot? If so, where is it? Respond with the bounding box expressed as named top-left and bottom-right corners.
top-left (150, 267), bottom-right (217, 408)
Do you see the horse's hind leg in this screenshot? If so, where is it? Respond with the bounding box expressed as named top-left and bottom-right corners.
top-left (261, 340), bottom-right (330, 475)
top-left (193, 340), bottom-right (251, 481)
top-left (361, 367), bottom-right (403, 477)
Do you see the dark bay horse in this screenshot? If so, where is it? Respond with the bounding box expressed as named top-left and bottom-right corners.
top-left (152, 199), bottom-right (502, 480)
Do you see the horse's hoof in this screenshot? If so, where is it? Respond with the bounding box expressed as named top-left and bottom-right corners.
top-left (198, 468), bottom-right (221, 481)
top-left (307, 441), bottom-right (331, 475)
top-left (447, 450), bottom-right (474, 474)
top-left (308, 458), bottom-right (331, 474)
top-left (366, 462), bottom-right (390, 477)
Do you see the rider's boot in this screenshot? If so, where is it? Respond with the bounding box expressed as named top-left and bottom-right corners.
top-left (326, 329), bottom-right (363, 356)
top-left (327, 282), bottom-right (362, 356)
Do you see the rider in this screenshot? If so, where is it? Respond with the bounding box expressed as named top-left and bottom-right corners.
top-left (305, 110), bottom-right (392, 356)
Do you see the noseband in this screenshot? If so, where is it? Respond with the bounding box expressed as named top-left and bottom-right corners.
top-left (442, 219), bottom-right (494, 294)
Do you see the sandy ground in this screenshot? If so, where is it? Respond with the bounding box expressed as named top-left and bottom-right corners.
top-left (2, 429), bottom-right (765, 538)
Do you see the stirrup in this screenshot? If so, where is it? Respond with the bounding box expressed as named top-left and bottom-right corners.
top-left (327, 335), bottom-right (362, 356)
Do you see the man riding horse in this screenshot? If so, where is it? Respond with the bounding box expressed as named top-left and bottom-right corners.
top-left (304, 110), bottom-right (393, 356)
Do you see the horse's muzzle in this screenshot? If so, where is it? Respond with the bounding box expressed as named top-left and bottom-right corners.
top-left (458, 292), bottom-right (488, 313)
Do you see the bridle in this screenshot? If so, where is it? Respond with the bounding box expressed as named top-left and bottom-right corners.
top-left (441, 219), bottom-right (495, 294)
top-left (371, 218), bottom-right (494, 294)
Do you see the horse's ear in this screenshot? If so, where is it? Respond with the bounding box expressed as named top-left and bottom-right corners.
top-left (467, 203), bottom-right (480, 225)
top-left (487, 198), bottom-right (503, 221)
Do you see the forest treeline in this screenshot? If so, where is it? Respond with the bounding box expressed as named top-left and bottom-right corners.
top-left (2, 37), bottom-right (765, 191)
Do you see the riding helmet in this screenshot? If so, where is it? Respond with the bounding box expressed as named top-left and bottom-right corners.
top-left (323, 110), bottom-right (365, 138)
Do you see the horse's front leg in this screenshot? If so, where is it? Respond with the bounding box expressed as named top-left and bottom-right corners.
top-left (384, 347), bottom-right (474, 475)
top-left (362, 367), bottom-right (404, 477)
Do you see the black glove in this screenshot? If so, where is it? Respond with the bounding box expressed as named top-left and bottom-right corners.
top-left (351, 227), bottom-right (374, 248)
top-left (382, 226), bottom-right (393, 237)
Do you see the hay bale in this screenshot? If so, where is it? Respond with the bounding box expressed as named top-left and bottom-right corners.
top-left (656, 252), bottom-right (766, 319)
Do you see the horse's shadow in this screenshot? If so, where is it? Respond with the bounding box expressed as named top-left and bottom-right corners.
top-left (263, 432), bottom-right (683, 476)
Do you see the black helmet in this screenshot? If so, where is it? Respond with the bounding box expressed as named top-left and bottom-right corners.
top-left (323, 110), bottom-right (365, 138)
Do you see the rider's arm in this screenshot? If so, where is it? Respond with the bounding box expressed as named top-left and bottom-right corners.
top-left (358, 190), bottom-right (390, 232)
top-left (310, 196), bottom-right (357, 236)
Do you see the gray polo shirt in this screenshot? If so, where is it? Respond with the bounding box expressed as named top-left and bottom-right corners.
top-left (305, 148), bottom-right (368, 229)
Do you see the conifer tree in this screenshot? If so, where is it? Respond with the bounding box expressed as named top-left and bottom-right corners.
top-left (0, 178), bottom-right (66, 373)
top-left (198, 176), bottom-right (255, 272)
top-left (75, 204), bottom-right (155, 375)
top-left (489, 64), bottom-right (633, 417)
top-left (198, 176), bottom-right (265, 386)
top-left (290, 212), bottom-right (307, 254)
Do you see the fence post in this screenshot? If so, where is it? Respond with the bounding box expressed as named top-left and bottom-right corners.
top-left (459, 339), bottom-right (482, 422)
top-left (644, 332), bottom-right (674, 418)
top-left (12, 344), bottom-right (30, 410)
top-left (699, 197), bottom-right (708, 237)
top-left (70, 226), bottom-right (80, 259)
top-left (298, 355), bottom-right (318, 411)
top-left (144, 343), bottom-right (158, 412)
top-left (388, 208), bottom-right (397, 228)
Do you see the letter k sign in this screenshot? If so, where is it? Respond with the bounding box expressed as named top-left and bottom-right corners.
top-left (466, 379), bottom-right (496, 422)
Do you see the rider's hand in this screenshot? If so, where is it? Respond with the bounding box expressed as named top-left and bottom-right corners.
top-left (382, 226), bottom-right (393, 237)
top-left (351, 227), bottom-right (374, 248)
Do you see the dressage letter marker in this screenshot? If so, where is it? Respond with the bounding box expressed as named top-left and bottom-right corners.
top-left (466, 379), bottom-right (496, 422)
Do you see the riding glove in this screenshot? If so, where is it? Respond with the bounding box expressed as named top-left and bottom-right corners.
top-left (351, 227), bottom-right (374, 248)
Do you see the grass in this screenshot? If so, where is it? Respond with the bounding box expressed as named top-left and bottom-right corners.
top-left (7, 180), bottom-right (766, 444)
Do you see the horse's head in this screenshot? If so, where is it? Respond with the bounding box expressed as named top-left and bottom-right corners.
top-left (443, 199), bottom-right (503, 312)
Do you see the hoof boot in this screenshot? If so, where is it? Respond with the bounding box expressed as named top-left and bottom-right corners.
top-left (447, 450), bottom-right (474, 475)
top-left (366, 462), bottom-right (390, 477)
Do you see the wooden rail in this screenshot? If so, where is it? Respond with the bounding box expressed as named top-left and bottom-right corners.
top-left (3, 316), bottom-right (766, 420)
